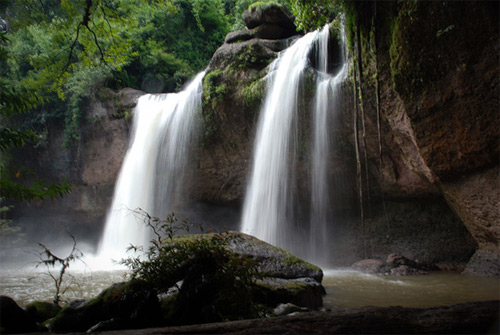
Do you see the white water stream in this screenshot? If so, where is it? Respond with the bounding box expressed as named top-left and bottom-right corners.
top-left (241, 25), bottom-right (346, 265)
top-left (96, 72), bottom-right (205, 264)
top-left (309, 26), bottom-right (347, 264)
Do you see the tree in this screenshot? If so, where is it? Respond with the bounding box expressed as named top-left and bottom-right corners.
top-left (0, 31), bottom-right (72, 202)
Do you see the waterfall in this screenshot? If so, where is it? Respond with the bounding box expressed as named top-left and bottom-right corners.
top-left (97, 71), bottom-right (205, 262)
top-left (309, 26), bottom-right (347, 264)
top-left (241, 32), bottom-right (318, 251)
top-left (241, 24), bottom-right (346, 265)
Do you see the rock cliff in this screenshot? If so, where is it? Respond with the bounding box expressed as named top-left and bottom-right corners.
top-left (349, 1), bottom-right (499, 275)
top-left (7, 88), bottom-right (143, 250)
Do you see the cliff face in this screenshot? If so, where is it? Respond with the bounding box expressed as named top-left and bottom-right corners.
top-left (8, 88), bottom-right (142, 248)
top-left (352, 1), bottom-right (499, 275)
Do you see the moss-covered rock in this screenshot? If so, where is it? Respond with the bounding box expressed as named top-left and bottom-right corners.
top-left (25, 301), bottom-right (61, 323)
top-left (254, 277), bottom-right (325, 309)
top-left (168, 232), bottom-right (325, 311)
top-left (194, 31), bottom-right (294, 203)
top-left (226, 232), bottom-right (323, 282)
top-left (48, 279), bottom-right (161, 332)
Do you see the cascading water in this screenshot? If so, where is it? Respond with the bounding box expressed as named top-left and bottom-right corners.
top-left (240, 32), bottom-right (318, 251)
top-left (97, 71), bottom-right (205, 262)
top-left (241, 24), bottom-right (347, 265)
top-left (309, 26), bottom-right (348, 265)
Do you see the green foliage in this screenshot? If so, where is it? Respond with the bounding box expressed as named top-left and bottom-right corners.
top-left (0, 168), bottom-right (72, 202)
top-left (121, 209), bottom-right (262, 323)
top-left (290, 0), bottom-right (339, 32)
top-left (203, 70), bottom-right (227, 110)
top-left (240, 77), bottom-right (265, 113)
top-left (248, 1), bottom-right (280, 12)
top-left (0, 31), bottom-right (72, 202)
top-left (1, 0), bottom-right (233, 146)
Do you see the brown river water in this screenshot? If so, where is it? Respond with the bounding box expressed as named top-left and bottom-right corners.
top-left (1, 267), bottom-right (498, 309)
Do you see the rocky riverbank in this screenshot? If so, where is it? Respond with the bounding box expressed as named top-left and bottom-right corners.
top-left (11, 301), bottom-right (499, 335)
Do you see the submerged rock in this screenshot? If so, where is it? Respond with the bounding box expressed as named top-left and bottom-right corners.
top-left (272, 303), bottom-right (307, 316)
top-left (351, 254), bottom-right (439, 276)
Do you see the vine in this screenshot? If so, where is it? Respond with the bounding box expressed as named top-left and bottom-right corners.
top-left (372, 1), bottom-right (391, 234)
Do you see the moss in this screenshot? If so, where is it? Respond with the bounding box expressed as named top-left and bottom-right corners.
top-left (388, 1), bottom-right (462, 101)
top-left (201, 69), bottom-right (227, 141)
top-left (240, 77), bottom-right (266, 114)
top-left (231, 43), bottom-right (275, 72)
top-left (248, 1), bottom-right (281, 12)
top-left (112, 95), bottom-right (134, 121)
top-left (25, 301), bottom-right (61, 323)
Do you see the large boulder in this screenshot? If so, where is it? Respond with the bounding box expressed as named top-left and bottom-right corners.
top-left (228, 232), bottom-right (323, 282)
top-left (243, 3), bottom-right (295, 30)
top-left (227, 232), bottom-right (325, 309)
top-left (169, 232), bottom-right (325, 313)
top-left (0, 296), bottom-right (42, 333)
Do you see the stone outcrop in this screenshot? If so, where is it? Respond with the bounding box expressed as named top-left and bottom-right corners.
top-left (228, 232), bottom-right (325, 309)
top-left (190, 6), bottom-right (300, 206)
top-left (242, 3), bottom-right (296, 39)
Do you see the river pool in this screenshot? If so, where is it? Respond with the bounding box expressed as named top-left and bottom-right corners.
top-left (1, 266), bottom-right (498, 309)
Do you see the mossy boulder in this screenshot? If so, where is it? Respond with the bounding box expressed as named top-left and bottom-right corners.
top-left (227, 232), bottom-right (323, 282)
top-left (172, 232), bottom-right (325, 310)
top-left (243, 2), bottom-right (295, 32)
top-left (48, 279), bottom-right (161, 332)
top-left (25, 301), bottom-right (61, 323)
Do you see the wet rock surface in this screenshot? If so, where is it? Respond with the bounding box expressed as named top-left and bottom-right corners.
top-left (352, 254), bottom-right (439, 276)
